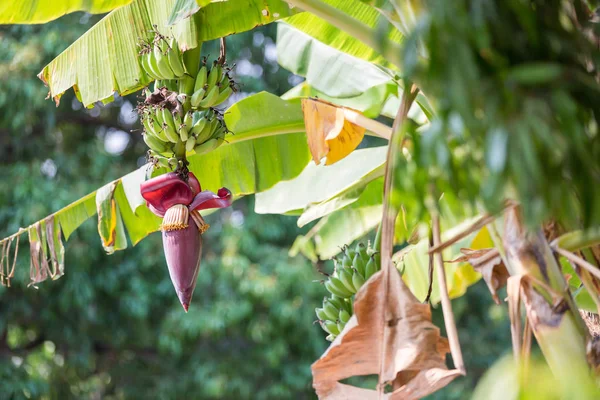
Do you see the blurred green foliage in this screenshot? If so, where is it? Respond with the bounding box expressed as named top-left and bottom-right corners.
top-left (400, 0), bottom-right (600, 228)
top-left (0, 11), bottom-right (512, 400)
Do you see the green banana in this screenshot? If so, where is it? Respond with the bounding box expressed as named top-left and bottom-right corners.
top-left (166, 38), bottom-right (185, 77)
top-left (337, 268), bottom-right (356, 294)
top-left (344, 245), bottom-right (356, 261)
top-left (191, 117), bottom-right (208, 136)
top-left (198, 85), bottom-right (219, 108)
top-left (206, 63), bottom-right (219, 89)
top-left (185, 136), bottom-right (196, 152)
top-left (356, 243), bottom-right (370, 264)
top-left (353, 253), bottom-right (366, 277)
top-left (143, 133), bottom-right (169, 153)
top-left (194, 119), bottom-right (214, 144)
top-left (140, 53), bottom-right (159, 80)
top-left (161, 108), bottom-right (177, 133)
top-left (162, 123), bottom-right (180, 144)
top-left (342, 254), bottom-right (352, 269)
top-left (154, 42), bottom-right (176, 79)
top-left (325, 278), bottom-right (353, 298)
top-left (192, 138), bottom-right (222, 155)
top-left (213, 86), bottom-right (233, 107)
top-left (322, 321), bottom-right (340, 336)
top-left (322, 299), bottom-right (339, 320)
top-left (191, 88), bottom-right (206, 108)
top-left (145, 52), bottom-right (161, 80)
top-left (352, 270), bottom-right (365, 291)
top-left (365, 256), bottom-right (378, 280)
top-left (339, 309), bottom-right (351, 324)
top-left (183, 112), bottom-right (193, 128)
top-left (194, 65), bottom-right (208, 93)
top-left (328, 296), bottom-right (345, 310)
top-left (179, 75), bottom-right (195, 96)
top-left (315, 308), bottom-right (329, 321)
top-left (337, 321), bottom-right (346, 334)
top-left (179, 124), bottom-right (189, 142)
top-left (173, 111), bottom-right (183, 127)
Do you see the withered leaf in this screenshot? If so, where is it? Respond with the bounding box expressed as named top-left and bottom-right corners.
top-left (28, 222), bottom-right (49, 287)
top-left (301, 98), bottom-right (366, 166)
top-left (312, 265), bottom-right (461, 399)
top-left (450, 248), bottom-right (508, 304)
top-left (45, 216), bottom-right (65, 280)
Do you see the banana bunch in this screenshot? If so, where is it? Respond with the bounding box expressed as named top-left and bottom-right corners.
top-left (190, 60), bottom-right (235, 109)
top-left (140, 101), bottom-right (227, 167)
top-left (315, 242), bottom-right (381, 341)
top-left (140, 34), bottom-right (187, 80)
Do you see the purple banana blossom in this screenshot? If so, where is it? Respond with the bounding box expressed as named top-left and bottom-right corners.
top-left (141, 172), bottom-right (232, 312)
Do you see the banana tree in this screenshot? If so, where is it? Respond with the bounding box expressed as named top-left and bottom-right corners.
top-left (2, 0), bottom-right (600, 398)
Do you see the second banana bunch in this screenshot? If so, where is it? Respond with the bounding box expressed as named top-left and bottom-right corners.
top-left (137, 32), bottom-right (235, 168)
top-left (315, 242), bottom-right (381, 341)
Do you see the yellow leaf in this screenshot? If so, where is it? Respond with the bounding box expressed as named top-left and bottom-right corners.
top-left (301, 98), bottom-right (366, 165)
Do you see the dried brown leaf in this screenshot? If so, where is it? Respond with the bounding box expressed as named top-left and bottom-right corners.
top-left (450, 248), bottom-right (508, 304)
top-left (301, 98), bottom-right (366, 166)
top-left (45, 216), bottom-right (65, 279)
top-left (312, 266), bottom-right (460, 399)
top-left (28, 223), bottom-right (49, 287)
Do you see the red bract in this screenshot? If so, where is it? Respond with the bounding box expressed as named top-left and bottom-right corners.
top-left (141, 172), bottom-right (232, 312)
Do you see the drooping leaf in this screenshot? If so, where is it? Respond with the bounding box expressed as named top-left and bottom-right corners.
top-left (0, 0), bottom-right (133, 24)
top-left (284, 0), bottom-right (403, 69)
top-left (277, 23), bottom-right (395, 98)
top-left (39, 0), bottom-right (294, 107)
top-left (44, 216), bottom-right (65, 280)
top-left (255, 146), bottom-right (386, 215)
top-left (312, 258), bottom-right (460, 398)
top-left (96, 181), bottom-right (128, 254)
top-left (57, 192), bottom-right (97, 241)
top-left (302, 98), bottom-right (367, 165)
top-left (28, 223), bottom-right (48, 287)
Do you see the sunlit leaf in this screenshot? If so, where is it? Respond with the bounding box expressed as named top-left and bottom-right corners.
top-left (284, 0), bottom-right (403, 69)
top-left (255, 146), bottom-right (386, 216)
top-left (277, 23), bottom-right (395, 98)
top-left (39, 0), bottom-right (294, 107)
top-left (96, 181), bottom-right (128, 254)
top-left (0, 0), bottom-right (133, 24)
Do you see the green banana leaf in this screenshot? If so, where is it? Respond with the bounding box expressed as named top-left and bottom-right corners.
top-left (277, 23), bottom-right (396, 98)
top-left (0, 92), bottom-right (310, 283)
top-left (167, 0), bottom-right (208, 25)
top-left (0, 0), bottom-right (133, 24)
top-left (254, 146), bottom-right (387, 216)
top-left (283, 0), bottom-right (403, 69)
top-left (39, 0), bottom-right (294, 107)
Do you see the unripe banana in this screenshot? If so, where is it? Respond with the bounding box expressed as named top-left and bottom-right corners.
top-left (328, 296), bottom-right (345, 310)
top-left (339, 309), bottom-right (351, 324)
top-left (192, 138), bottom-right (221, 155)
top-left (162, 123), bottom-right (180, 143)
top-left (145, 52), bottom-right (161, 79)
top-left (191, 117), bottom-right (208, 137)
top-left (213, 86), bottom-right (233, 107)
top-left (337, 268), bottom-right (356, 294)
top-left (191, 88), bottom-right (206, 108)
top-left (342, 254), bottom-right (352, 269)
top-left (337, 320), bottom-right (346, 334)
top-left (325, 278), bottom-right (353, 298)
top-left (143, 133), bottom-right (169, 153)
top-left (356, 243), bottom-right (369, 264)
top-left (344, 245), bottom-right (356, 261)
top-left (194, 65), bottom-right (208, 93)
top-left (161, 108), bottom-right (177, 133)
top-left (194, 120), bottom-right (214, 144)
top-left (166, 38), bottom-right (185, 77)
top-left (140, 53), bottom-right (159, 80)
top-left (322, 299), bottom-right (339, 320)
top-left (325, 334), bottom-right (335, 342)
top-left (315, 308), bottom-right (329, 321)
top-left (365, 256), bottom-right (378, 280)
top-left (173, 111), bottom-right (183, 127)
top-left (154, 42), bottom-right (176, 79)
top-left (183, 112), bottom-right (193, 128)
top-left (179, 124), bottom-right (189, 142)
top-left (353, 253), bottom-right (366, 277)
top-left (198, 85), bottom-right (219, 108)
top-left (352, 269), bottom-right (365, 291)
top-left (322, 321), bottom-right (340, 336)
top-left (185, 136), bottom-right (196, 152)
top-left (206, 63), bottom-right (219, 90)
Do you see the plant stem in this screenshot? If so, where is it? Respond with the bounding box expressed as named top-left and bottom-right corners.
top-left (342, 109), bottom-right (392, 139)
top-left (553, 228), bottom-right (600, 252)
top-left (285, 0), bottom-right (403, 69)
top-left (432, 215), bottom-right (466, 374)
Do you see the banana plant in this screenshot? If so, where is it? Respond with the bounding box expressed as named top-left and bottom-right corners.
top-left (2, 0), bottom-right (600, 398)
